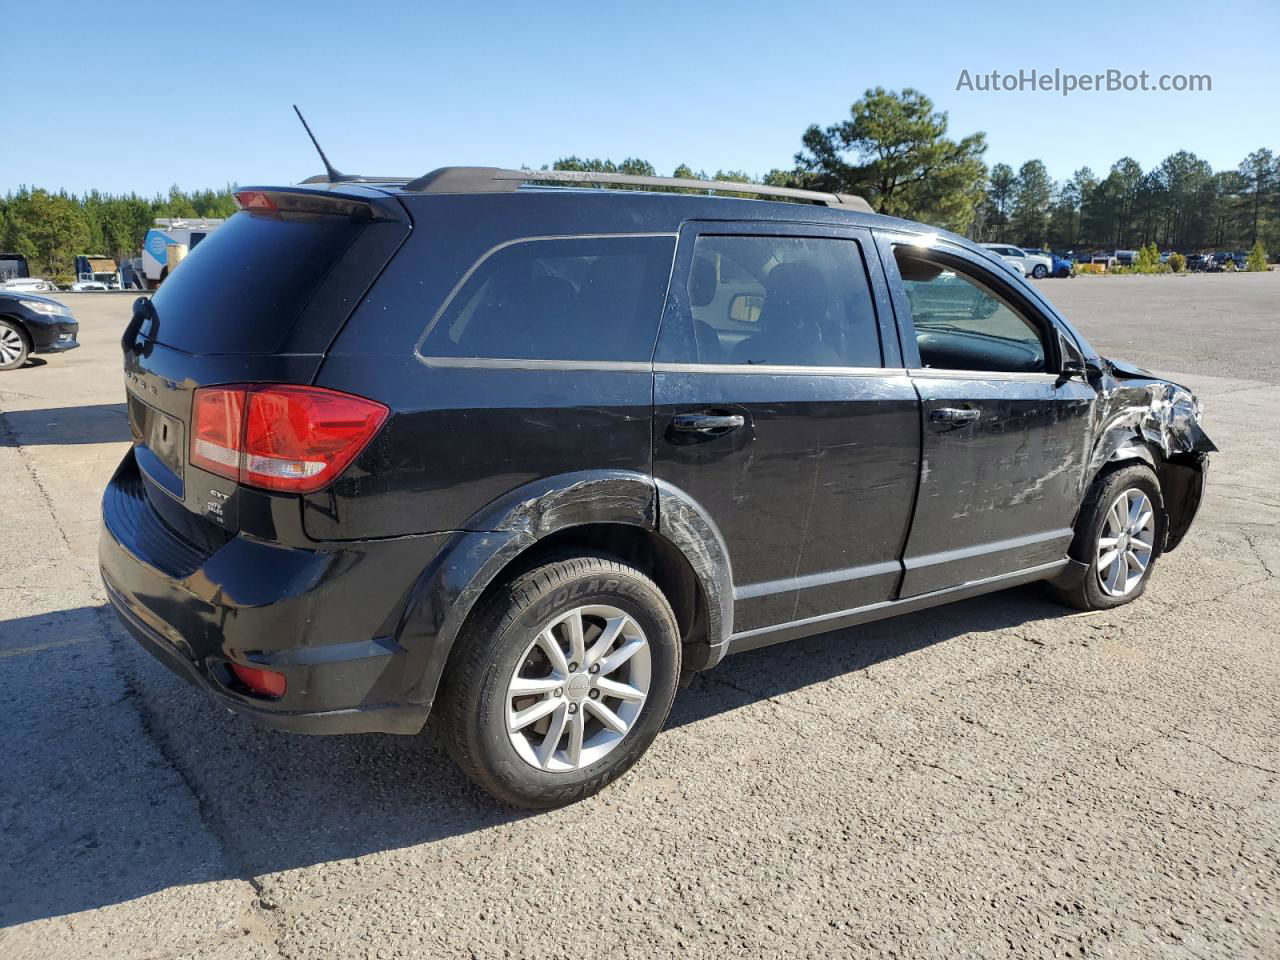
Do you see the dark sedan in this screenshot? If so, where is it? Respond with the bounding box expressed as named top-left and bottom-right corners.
top-left (0, 291), bottom-right (80, 370)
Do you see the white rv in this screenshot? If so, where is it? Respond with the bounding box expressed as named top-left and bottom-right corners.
top-left (139, 218), bottom-right (225, 288)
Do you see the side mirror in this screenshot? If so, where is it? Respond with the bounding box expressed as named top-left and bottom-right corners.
top-left (1059, 357), bottom-right (1102, 382)
top-left (728, 293), bottom-right (763, 325)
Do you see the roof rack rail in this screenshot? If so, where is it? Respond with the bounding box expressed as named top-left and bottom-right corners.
top-left (299, 174), bottom-right (416, 185)
top-left (399, 166), bottom-right (874, 212)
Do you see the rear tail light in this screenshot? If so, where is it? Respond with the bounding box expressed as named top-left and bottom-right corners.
top-left (230, 662), bottom-right (287, 698)
top-left (191, 388), bottom-right (245, 474)
top-left (190, 384), bottom-right (387, 493)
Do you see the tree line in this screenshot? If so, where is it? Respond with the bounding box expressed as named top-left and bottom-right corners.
top-left (552, 88), bottom-right (1276, 257)
top-left (0, 187), bottom-right (236, 282)
top-left (981, 149), bottom-right (1275, 253)
top-left (3, 87), bottom-right (1275, 282)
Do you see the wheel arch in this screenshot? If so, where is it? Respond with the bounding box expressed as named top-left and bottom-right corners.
top-left (1082, 434), bottom-right (1204, 555)
top-left (0, 313), bottom-right (33, 347)
top-left (392, 472), bottom-right (734, 720)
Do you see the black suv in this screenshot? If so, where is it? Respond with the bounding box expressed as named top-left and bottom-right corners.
top-left (101, 168), bottom-right (1215, 807)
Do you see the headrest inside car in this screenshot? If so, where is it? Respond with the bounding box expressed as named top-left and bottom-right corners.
top-left (689, 256), bottom-right (717, 307)
top-left (895, 253), bottom-right (945, 283)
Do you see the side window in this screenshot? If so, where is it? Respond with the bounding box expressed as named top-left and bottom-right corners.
top-left (893, 246), bottom-right (1048, 373)
top-left (421, 235), bottom-right (676, 362)
top-left (685, 235), bottom-right (882, 367)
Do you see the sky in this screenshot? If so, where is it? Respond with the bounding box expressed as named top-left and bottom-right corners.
top-left (3, 0), bottom-right (1277, 197)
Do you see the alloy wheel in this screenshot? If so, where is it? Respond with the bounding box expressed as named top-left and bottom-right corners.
top-left (505, 604), bottom-right (651, 772)
top-left (1096, 487), bottom-right (1156, 597)
top-left (0, 326), bottom-right (24, 366)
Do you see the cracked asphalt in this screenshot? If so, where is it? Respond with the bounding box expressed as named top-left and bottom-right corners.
top-left (2, 274), bottom-right (1277, 959)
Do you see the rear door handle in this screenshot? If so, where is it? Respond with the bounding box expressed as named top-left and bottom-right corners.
top-left (930, 407), bottom-right (980, 425)
top-left (672, 413), bottom-right (745, 434)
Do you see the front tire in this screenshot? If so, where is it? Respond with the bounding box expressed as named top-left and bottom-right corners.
top-left (1050, 464), bottom-right (1166, 611)
top-left (441, 554), bottom-right (681, 808)
top-left (0, 320), bottom-right (30, 370)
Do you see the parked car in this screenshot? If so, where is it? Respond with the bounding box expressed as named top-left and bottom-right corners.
top-left (100, 169), bottom-right (1216, 808)
top-left (0, 291), bottom-right (80, 370)
top-left (981, 243), bottom-right (1054, 279)
top-left (1114, 250), bottom-right (1139, 267)
top-left (1049, 252), bottom-right (1074, 277)
top-left (0, 276), bottom-right (59, 293)
top-left (1187, 253), bottom-right (1217, 272)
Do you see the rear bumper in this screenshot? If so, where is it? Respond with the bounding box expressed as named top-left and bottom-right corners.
top-left (100, 450), bottom-right (449, 734)
top-left (104, 575), bottom-right (425, 734)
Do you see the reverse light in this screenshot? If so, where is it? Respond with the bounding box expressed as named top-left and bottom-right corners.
top-left (190, 384), bottom-right (388, 493)
top-left (230, 662), bottom-right (287, 698)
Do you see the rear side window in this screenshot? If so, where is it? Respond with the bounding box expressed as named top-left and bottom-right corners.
top-left (421, 235), bottom-right (676, 362)
top-left (684, 235), bottom-right (881, 367)
top-left (147, 211), bottom-right (367, 354)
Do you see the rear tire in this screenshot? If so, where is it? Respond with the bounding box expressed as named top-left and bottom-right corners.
top-left (1049, 463), bottom-right (1166, 611)
top-left (441, 554), bottom-right (681, 808)
top-left (1032, 264), bottom-right (1048, 279)
top-left (0, 320), bottom-right (30, 370)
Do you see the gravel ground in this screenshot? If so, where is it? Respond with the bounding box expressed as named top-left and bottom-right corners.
top-left (1, 276), bottom-right (1278, 960)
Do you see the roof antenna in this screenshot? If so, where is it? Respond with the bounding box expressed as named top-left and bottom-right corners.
top-left (293, 105), bottom-right (345, 182)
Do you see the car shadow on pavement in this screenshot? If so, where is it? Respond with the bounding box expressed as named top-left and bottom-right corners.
top-left (669, 584), bottom-right (1063, 729)
top-left (1, 584), bottom-right (1065, 927)
top-left (0, 403), bottom-right (129, 446)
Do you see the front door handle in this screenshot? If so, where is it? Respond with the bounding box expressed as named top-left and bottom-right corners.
top-left (930, 407), bottom-right (981, 425)
top-left (672, 412), bottom-right (746, 434)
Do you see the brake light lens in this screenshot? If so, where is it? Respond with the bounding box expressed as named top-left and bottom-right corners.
top-left (191, 388), bottom-right (245, 476)
top-left (230, 662), bottom-right (287, 698)
top-left (233, 190), bottom-right (278, 212)
top-left (233, 189), bottom-right (374, 219)
top-left (190, 385), bottom-right (387, 493)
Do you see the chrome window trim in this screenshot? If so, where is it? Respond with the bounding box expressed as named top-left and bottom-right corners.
top-left (416, 356), bottom-right (653, 372)
top-left (906, 367), bottom-right (1059, 383)
top-left (654, 362), bottom-right (903, 377)
top-left (414, 232), bottom-right (679, 368)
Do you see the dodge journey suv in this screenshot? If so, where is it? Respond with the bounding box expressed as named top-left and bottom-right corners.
top-left (101, 167), bottom-right (1215, 807)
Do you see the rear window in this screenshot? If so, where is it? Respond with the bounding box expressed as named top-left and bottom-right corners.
top-left (420, 235), bottom-right (676, 363)
top-left (146, 211), bottom-right (367, 354)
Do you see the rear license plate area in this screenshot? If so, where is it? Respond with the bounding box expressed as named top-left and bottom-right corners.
top-left (128, 392), bottom-right (185, 499)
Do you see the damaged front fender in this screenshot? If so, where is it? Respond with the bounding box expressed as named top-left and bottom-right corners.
top-left (1089, 358), bottom-right (1217, 552)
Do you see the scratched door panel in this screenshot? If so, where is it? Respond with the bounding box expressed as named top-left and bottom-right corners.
top-left (901, 374), bottom-right (1096, 596)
